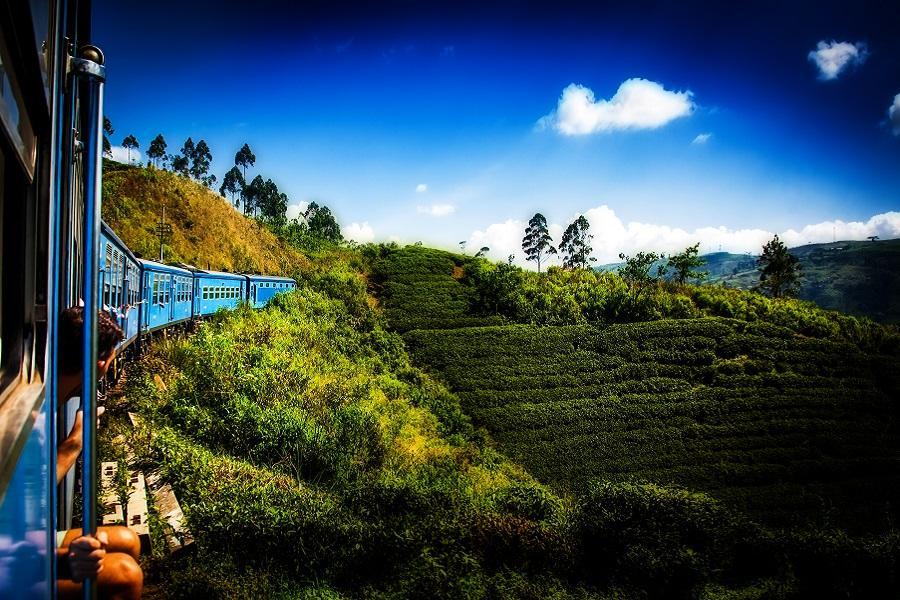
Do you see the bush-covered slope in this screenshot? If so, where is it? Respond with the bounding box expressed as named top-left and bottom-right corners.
top-left (368, 245), bottom-right (899, 547)
top-left (115, 287), bottom-right (898, 599)
top-left (366, 244), bottom-right (507, 331)
top-left (101, 162), bottom-right (310, 275)
top-left (404, 319), bottom-right (900, 532)
top-left (707, 239), bottom-right (900, 323)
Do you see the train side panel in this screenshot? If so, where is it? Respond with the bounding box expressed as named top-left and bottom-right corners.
top-left (246, 275), bottom-right (296, 309)
top-left (100, 226), bottom-right (140, 348)
top-left (139, 261), bottom-right (193, 332)
top-left (196, 271), bottom-right (245, 316)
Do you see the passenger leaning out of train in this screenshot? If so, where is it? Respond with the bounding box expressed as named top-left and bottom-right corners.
top-left (55, 307), bottom-right (143, 600)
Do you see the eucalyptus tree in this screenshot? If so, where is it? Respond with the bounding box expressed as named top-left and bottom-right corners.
top-left (190, 139), bottom-right (213, 180)
top-left (220, 166), bottom-right (245, 207)
top-left (522, 212), bottom-right (557, 272)
top-left (121, 134), bottom-right (139, 164)
top-left (147, 134), bottom-right (167, 167)
top-left (559, 215), bottom-right (594, 269)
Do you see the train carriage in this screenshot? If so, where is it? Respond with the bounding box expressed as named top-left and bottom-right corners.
top-left (0, 1), bottom-right (297, 595)
top-left (100, 223), bottom-right (141, 347)
top-left (246, 274), bottom-right (296, 309)
top-left (194, 270), bottom-right (246, 316)
top-left (139, 260), bottom-right (193, 332)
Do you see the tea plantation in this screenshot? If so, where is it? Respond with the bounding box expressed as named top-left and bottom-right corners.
top-left (372, 245), bottom-right (900, 532)
top-left (404, 319), bottom-right (900, 531)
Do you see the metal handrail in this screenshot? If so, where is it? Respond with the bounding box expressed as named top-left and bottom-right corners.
top-left (69, 44), bottom-right (106, 600)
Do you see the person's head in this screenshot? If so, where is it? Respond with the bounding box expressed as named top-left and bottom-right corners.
top-left (58, 307), bottom-right (123, 400)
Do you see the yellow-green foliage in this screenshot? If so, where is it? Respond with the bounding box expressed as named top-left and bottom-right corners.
top-left (101, 162), bottom-right (310, 275)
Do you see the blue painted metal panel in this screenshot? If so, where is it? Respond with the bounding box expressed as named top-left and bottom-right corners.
top-left (195, 271), bottom-right (246, 316)
top-left (245, 275), bottom-right (296, 309)
top-left (0, 394), bottom-right (52, 599)
top-left (139, 260), bottom-right (194, 332)
top-left (100, 225), bottom-right (141, 347)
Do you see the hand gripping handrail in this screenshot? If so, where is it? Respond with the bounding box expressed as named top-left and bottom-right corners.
top-left (69, 44), bottom-right (106, 600)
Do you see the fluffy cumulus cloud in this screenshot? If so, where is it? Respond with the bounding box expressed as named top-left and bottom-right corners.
top-left (342, 221), bottom-right (375, 243)
top-left (417, 203), bottom-right (455, 217)
top-left (808, 41), bottom-right (868, 80)
top-left (469, 206), bottom-right (900, 268)
top-left (286, 201), bottom-right (310, 221)
top-left (889, 93), bottom-right (900, 136)
top-left (539, 79), bottom-right (694, 135)
top-left (108, 146), bottom-right (142, 165)
top-left (415, 183), bottom-right (428, 193)
top-left (692, 133), bottom-right (712, 145)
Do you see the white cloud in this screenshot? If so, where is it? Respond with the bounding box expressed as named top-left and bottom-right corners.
top-left (539, 79), bottom-right (694, 135)
top-left (286, 201), bottom-right (310, 221)
top-left (780, 212), bottom-right (900, 247)
top-left (342, 221), bottom-right (375, 243)
top-left (692, 133), bottom-right (712, 145)
top-left (417, 203), bottom-right (456, 217)
top-left (469, 206), bottom-right (900, 268)
top-left (808, 41), bottom-right (868, 80)
top-left (889, 93), bottom-right (900, 136)
top-left (415, 183), bottom-right (428, 193)
top-left (108, 145), bottom-right (142, 164)
top-left (468, 219), bottom-right (527, 265)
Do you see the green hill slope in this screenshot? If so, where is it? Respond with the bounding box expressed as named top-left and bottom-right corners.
top-left (101, 161), bottom-right (310, 275)
top-left (405, 319), bottom-right (899, 531)
top-left (709, 240), bottom-right (900, 323)
top-left (596, 240), bottom-right (900, 323)
top-left (373, 246), bottom-right (900, 534)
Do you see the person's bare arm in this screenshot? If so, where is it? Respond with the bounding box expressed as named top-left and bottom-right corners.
top-left (56, 411), bottom-right (83, 485)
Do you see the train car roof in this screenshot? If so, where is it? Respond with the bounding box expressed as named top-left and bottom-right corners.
top-left (137, 258), bottom-right (194, 276)
top-left (193, 269), bottom-right (246, 281)
top-left (101, 221), bottom-right (140, 263)
top-left (244, 274), bottom-right (297, 283)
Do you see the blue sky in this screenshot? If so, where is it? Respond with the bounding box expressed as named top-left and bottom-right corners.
top-left (94, 0), bottom-right (900, 263)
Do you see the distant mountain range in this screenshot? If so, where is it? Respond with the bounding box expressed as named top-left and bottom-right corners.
top-left (597, 239), bottom-right (900, 323)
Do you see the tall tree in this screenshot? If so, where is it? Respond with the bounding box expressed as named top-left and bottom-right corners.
top-left (202, 174), bottom-right (217, 189)
top-left (234, 143), bottom-right (256, 180)
top-left (304, 202), bottom-right (342, 242)
top-left (220, 166), bottom-right (245, 206)
top-left (522, 212), bottom-right (557, 273)
top-left (121, 134), bottom-right (139, 164)
top-left (756, 235), bottom-right (801, 298)
top-left (103, 117), bottom-right (115, 157)
top-left (619, 251), bottom-right (666, 298)
top-left (244, 174), bottom-right (264, 216)
top-left (147, 134), bottom-right (167, 167)
top-left (559, 215), bottom-right (594, 269)
top-left (667, 242), bottom-right (708, 285)
top-left (180, 137), bottom-right (195, 170)
top-left (190, 139), bottom-right (213, 180)
top-left (170, 154), bottom-right (189, 177)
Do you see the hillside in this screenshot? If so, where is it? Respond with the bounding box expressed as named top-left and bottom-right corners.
top-left (596, 240), bottom-right (900, 323)
top-left (372, 245), bottom-right (900, 534)
top-left (708, 240), bottom-right (900, 323)
top-left (99, 171), bottom-right (900, 597)
top-left (101, 161), bottom-right (310, 275)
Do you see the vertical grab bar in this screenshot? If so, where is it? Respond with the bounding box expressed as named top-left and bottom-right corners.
top-left (70, 45), bottom-right (106, 600)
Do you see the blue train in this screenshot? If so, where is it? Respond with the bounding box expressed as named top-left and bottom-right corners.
top-left (0, 2), bottom-right (295, 596)
top-left (100, 223), bottom-right (294, 345)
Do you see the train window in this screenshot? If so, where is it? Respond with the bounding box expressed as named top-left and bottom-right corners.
top-left (202, 287), bottom-right (207, 300)
top-left (151, 276), bottom-right (157, 305)
top-left (164, 276), bottom-right (170, 303)
top-left (0, 36), bottom-right (37, 178)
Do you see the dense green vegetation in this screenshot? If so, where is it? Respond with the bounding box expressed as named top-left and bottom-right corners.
top-left (706, 239), bottom-right (900, 324)
top-left (101, 171), bottom-right (900, 598)
top-left (404, 319), bottom-right (900, 531)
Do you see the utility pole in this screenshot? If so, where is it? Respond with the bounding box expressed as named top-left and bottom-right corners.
top-left (155, 205), bottom-right (173, 261)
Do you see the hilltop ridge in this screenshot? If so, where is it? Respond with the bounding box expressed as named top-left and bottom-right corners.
top-left (101, 161), bottom-right (310, 275)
